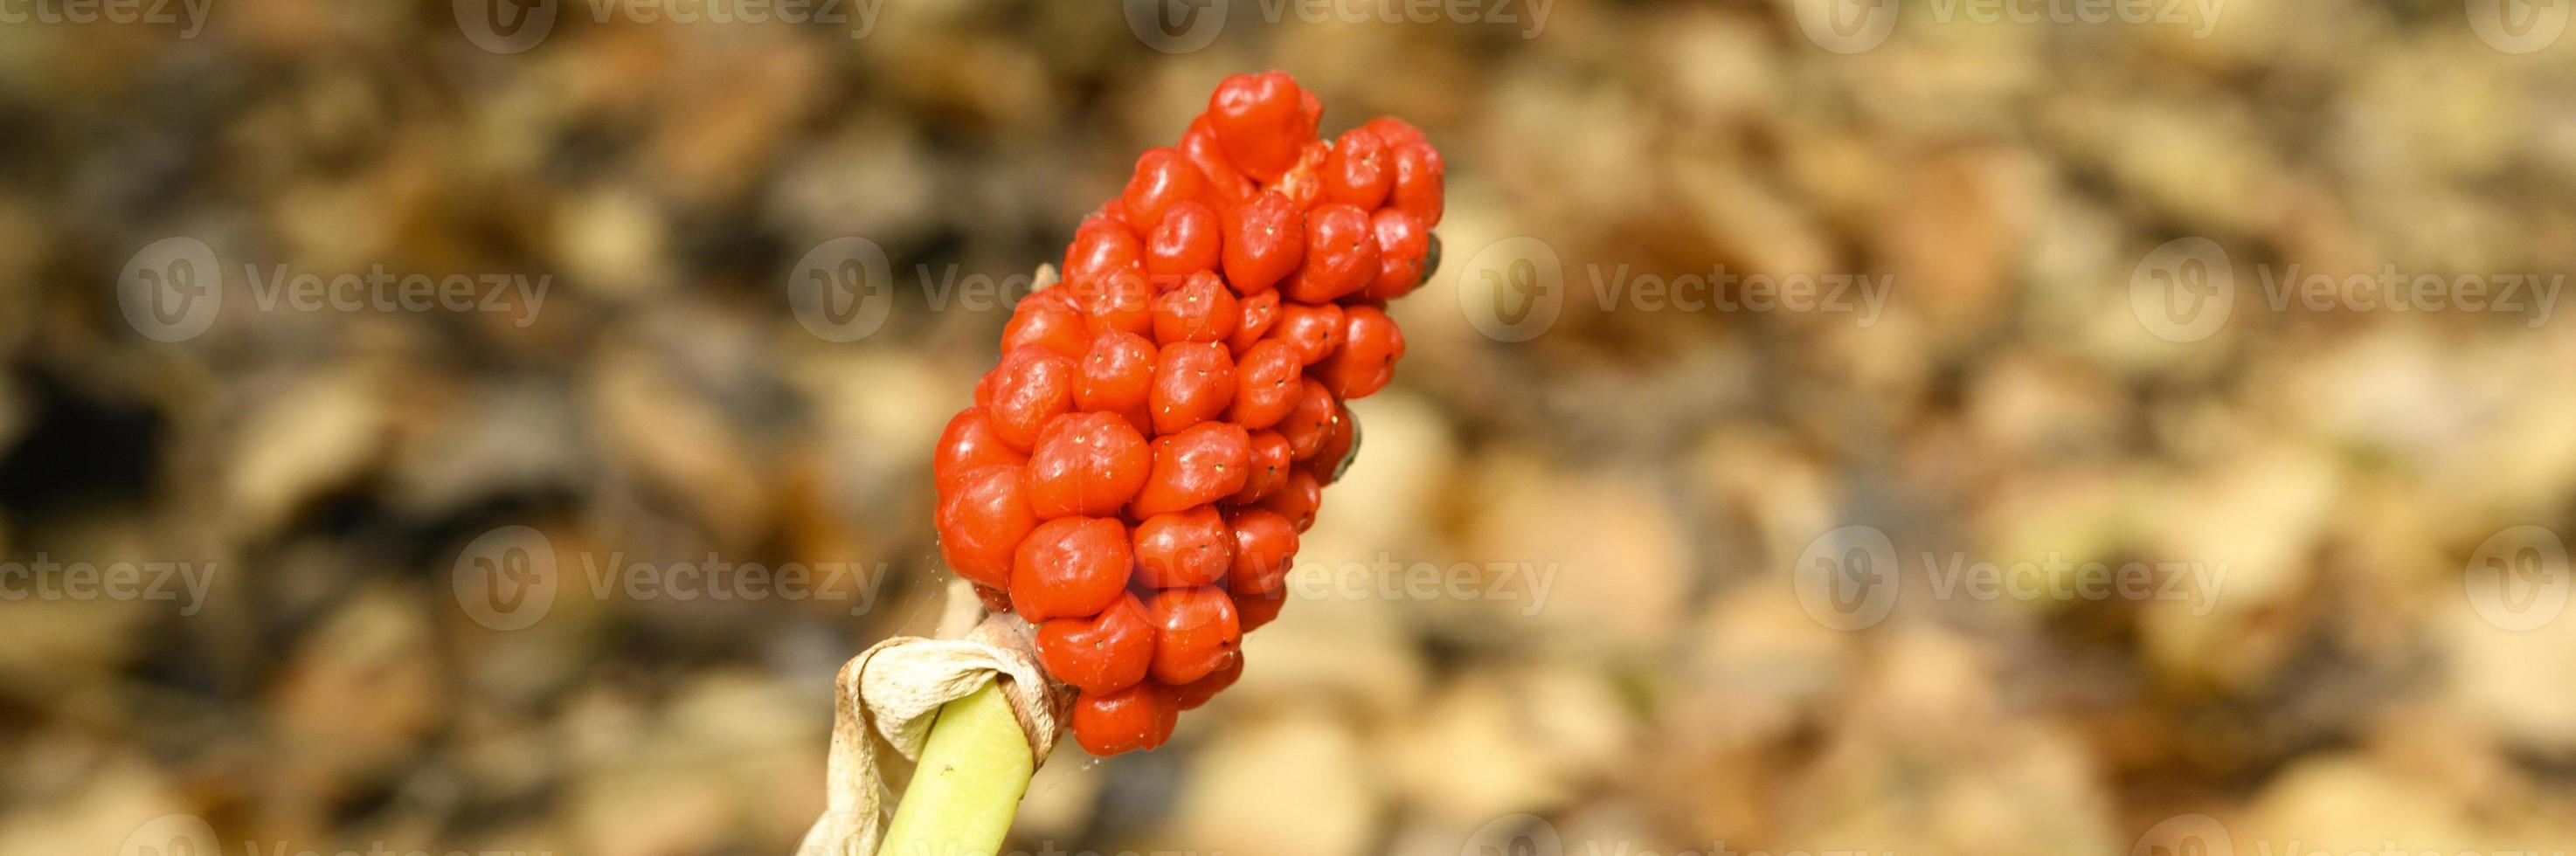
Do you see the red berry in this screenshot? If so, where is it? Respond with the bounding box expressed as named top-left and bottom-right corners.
top-left (985, 347), bottom-right (1077, 451)
top-left (1226, 429), bottom-right (1293, 504)
top-left (1146, 585), bottom-right (1241, 685)
top-left (1258, 468), bottom-right (1320, 532)
top-left (933, 407), bottom-right (1027, 496)
top-left (1171, 652), bottom-right (1243, 711)
top-left (1312, 304), bottom-right (1404, 399)
top-left (1221, 190), bottom-right (1304, 293)
top-left (1071, 682), bottom-right (1178, 756)
top-left (1072, 266), bottom-right (1154, 337)
top-left (1145, 200), bottom-right (1222, 280)
top-left (1363, 115), bottom-right (1425, 149)
top-left (1076, 329), bottom-right (1157, 431)
top-left (1037, 593), bottom-right (1155, 695)
top-left (1207, 71), bottom-right (1314, 182)
top-left (1275, 378), bottom-right (1337, 460)
top-left (1180, 116), bottom-right (1255, 208)
top-left (1236, 589), bottom-right (1287, 633)
top-left (1322, 128), bottom-right (1390, 209)
top-left (1282, 203), bottom-right (1379, 304)
top-left (1270, 302), bottom-right (1344, 366)
top-left (973, 583), bottom-right (1014, 614)
top-left (1132, 505), bottom-right (1233, 589)
top-left (1363, 209), bottom-right (1429, 300)
top-left (1122, 147), bottom-right (1207, 231)
top-left (1225, 507), bottom-right (1299, 596)
top-left (1001, 299), bottom-right (1090, 359)
top-left (1271, 140), bottom-right (1332, 211)
top-left (1388, 141), bottom-right (1444, 227)
top-left (1063, 215), bottom-right (1142, 285)
top-left (1227, 289), bottom-right (1281, 356)
top-left (1130, 421), bottom-right (1252, 518)
top-left (1149, 341), bottom-right (1236, 435)
top-left (1151, 270), bottom-right (1239, 345)
top-left (1010, 516), bottom-right (1132, 622)
top-left (935, 465), bottom-right (1035, 590)
top-left (1225, 340), bottom-right (1303, 430)
top-left (1025, 411), bottom-right (1152, 518)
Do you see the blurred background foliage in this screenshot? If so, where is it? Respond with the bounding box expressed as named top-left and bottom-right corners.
top-left (2, 1), bottom-right (2574, 854)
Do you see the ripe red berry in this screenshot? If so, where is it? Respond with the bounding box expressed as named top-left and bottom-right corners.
top-left (1282, 203), bottom-right (1380, 304)
top-left (1235, 588), bottom-right (1287, 633)
top-left (1363, 115), bottom-right (1426, 150)
top-left (1179, 116), bottom-right (1255, 208)
top-left (1036, 592), bottom-right (1155, 695)
top-left (1122, 147), bottom-right (1207, 231)
top-left (1207, 71), bottom-right (1315, 182)
top-left (1388, 141), bottom-right (1444, 227)
top-left (1227, 289), bottom-right (1281, 355)
top-left (1322, 127), bottom-right (1391, 210)
top-left (1010, 516), bottom-right (1132, 622)
top-left (1148, 341), bottom-right (1236, 435)
top-left (933, 407), bottom-right (1027, 496)
top-left (985, 346), bottom-right (1077, 451)
top-left (1271, 140), bottom-right (1332, 211)
top-left (1145, 200), bottom-right (1222, 280)
top-left (1227, 429), bottom-right (1292, 504)
top-left (1076, 329), bottom-right (1157, 432)
top-left (1363, 209), bottom-right (1429, 300)
top-left (1063, 215), bottom-right (1142, 285)
top-left (1225, 340), bottom-right (1303, 430)
top-left (1299, 396), bottom-right (1358, 486)
top-left (1152, 270), bottom-right (1238, 345)
top-left (1072, 267), bottom-right (1154, 337)
top-left (935, 465), bottom-right (1035, 590)
top-left (1129, 421), bottom-right (1252, 518)
top-left (1071, 682), bottom-right (1178, 756)
top-left (1171, 652), bottom-right (1243, 711)
top-left (1312, 304), bottom-right (1404, 399)
top-left (1224, 507), bottom-right (1299, 597)
top-left (1258, 468), bottom-right (1320, 532)
top-left (1275, 378), bottom-right (1338, 460)
top-left (1001, 299), bottom-right (1090, 359)
top-left (1221, 190), bottom-right (1304, 293)
top-left (1270, 302), bottom-right (1344, 366)
top-left (1132, 505), bottom-right (1233, 589)
top-left (1025, 411), bottom-right (1152, 519)
top-left (1146, 585), bottom-right (1241, 685)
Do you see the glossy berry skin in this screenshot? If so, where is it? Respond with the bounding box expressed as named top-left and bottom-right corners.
top-left (1271, 140), bottom-right (1332, 211)
top-left (1259, 468), bottom-right (1321, 532)
top-left (1071, 681), bottom-right (1179, 756)
top-left (1132, 505), bottom-right (1233, 589)
top-left (1145, 200), bottom-right (1222, 280)
top-left (1073, 267), bottom-right (1155, 337)
top-left (1299, 396), bottom-right (1358, 486)
top-left (1274, 378), bottom-right (1338, 460)
top-left (1130, 421), bottom-right (1252, 518)
top-left (1148, 342), bottom-right (1236, 435)
top-left (1224, 507), bottom-right (1299, 596)
top-left (1322, 128), bottom-right (1391, 210)
top-left (1225, 340), bottom-right (1303, 431)
top-left (1364, 209), bottom-right (1430, 300)
top-left (1270, 303), bottom-right (1343, 366)
top-left (1152, 270), bottom-right (1238, 345)
top-left (1010, 516), bottom-right (1132, 622)
top-left (1002, 300), bottom-right (1090, 359)
top-left (1063, 215), bottom-right (1143, 285)
top-left (1312, 304), bottom-right (1404, 399)
top-left (1281, 203), bottom-right (1379, 304)
top-left (1037, 593), bottom-right (1155, 695)
top-left (985, 347), bottom-right (1077, 451)
top-left (1076, 330), bottom-right (1156, 432)
top-left (936, 465), bottom-right (1035, 590)
top-left (1180, 116), bottom-right (1255, 207)
top-left (1122, 147), bottom-right (1206, 231)
top-left (1221, 190), bottom-right (1304, 293)
top-left (933, 408), bottom-right (1027, 496)
top-left (1227, 429), bottom-right (1293, 504)
top-left (1388, 141), bottom-right (1444, 227)
top-left (1171, 652), bottom-right (1243, 711)
top-left (1025, 411), bottom-right (1152, 519)
top-left (1226, 290), bottom-right (1281, 356)
top-left (1235, 589), bottom-right (1287, 633)
top-left (1146, 585), bottom-right (1242, 685)
top-left (1207, 71), bottom-right (1314, 182)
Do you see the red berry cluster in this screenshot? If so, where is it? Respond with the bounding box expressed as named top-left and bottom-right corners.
top-left (932, 71), bottom-right (1442, 757)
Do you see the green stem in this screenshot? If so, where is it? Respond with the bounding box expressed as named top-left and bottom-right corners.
top-left (875, 679), bottom-right (1034, 856)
